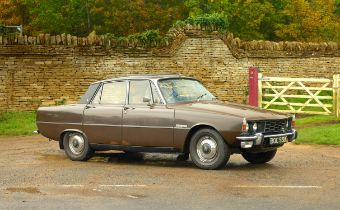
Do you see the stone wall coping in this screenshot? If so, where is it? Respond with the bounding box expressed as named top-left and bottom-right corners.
top-left (0, 24), bottom-right (339, 58)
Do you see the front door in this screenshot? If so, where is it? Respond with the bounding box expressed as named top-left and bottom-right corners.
top-left (122, 80), bottom-right (174, 147)
top-left (83, 81), bottom-right (127, 145)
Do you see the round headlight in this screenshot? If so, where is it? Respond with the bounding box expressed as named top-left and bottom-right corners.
top-left (253, 123), bottom-right (258, 132)
top-left (245, 123), bottom-right (249, 132)
top-left (242, 123), bottom-right (249, 132)
top-left (242, 118), bottom-right (249, 132)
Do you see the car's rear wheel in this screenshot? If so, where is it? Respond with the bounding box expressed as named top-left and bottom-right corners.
top-left (63, 132), bottom-right (93, 161)
top-left (189, 128), bottom-right (230, 170)
top-left (241, 149), bottom-right (277, 164)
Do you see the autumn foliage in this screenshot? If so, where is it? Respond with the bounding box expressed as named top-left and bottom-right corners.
top-left (0, 0), bottom-right (339, 42)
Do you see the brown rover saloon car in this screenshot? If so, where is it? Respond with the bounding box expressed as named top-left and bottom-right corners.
top-left (36, 74), bottom-right (297, 170)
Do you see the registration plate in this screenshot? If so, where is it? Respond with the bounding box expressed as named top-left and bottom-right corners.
top-left (269, 136), bottom-right (287, 145)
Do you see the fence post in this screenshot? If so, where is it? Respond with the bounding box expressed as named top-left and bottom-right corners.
top-left (248, 67), bottom-right (259, 107)
top-left (338, 75), bottom-right (340, 117)
top-left (258, 73), bottom-right (263, 108)
top-left (333, 74), bottom-right (340, 117)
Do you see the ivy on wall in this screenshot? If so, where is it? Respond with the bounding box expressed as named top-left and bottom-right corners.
top-left (101, 14), bottom-right (227, 46)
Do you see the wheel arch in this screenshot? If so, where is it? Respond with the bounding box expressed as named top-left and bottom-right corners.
top-left (59, 129), bottom-right (87, 150)
top-left (182, 124), bottom-right (222, 153)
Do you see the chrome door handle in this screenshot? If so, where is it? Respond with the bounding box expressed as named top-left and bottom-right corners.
top-left (124, 107), bottom-right (135, 111)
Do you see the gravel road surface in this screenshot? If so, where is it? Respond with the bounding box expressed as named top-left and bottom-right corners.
top-left (0, 136), bottom-right (339, 210)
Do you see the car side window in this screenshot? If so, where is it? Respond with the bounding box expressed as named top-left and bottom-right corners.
top-left (129, 80), bottom-right (152, 105)
top-left (151, 82), bottom-right (163, 105)
top-left (100, 81), bottom-right (126, 105)
top-left (78, 83), bottom-right (100, 104)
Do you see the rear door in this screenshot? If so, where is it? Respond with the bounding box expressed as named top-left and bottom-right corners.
top-left (83, 81), bottom-right (127, 145)
top-left (122, 80), bottom-right (174, 147)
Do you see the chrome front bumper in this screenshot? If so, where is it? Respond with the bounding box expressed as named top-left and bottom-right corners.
top-left (236, 129), bottom-right (298, 149)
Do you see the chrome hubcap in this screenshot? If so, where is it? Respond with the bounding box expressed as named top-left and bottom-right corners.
top-left (68, 134), bottom-right (85, 155)
top-left (196, 136), bottom-right (218, 163)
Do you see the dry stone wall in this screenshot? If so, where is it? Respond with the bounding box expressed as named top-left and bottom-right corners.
top-left (0, 26), bottom-right (340, 111)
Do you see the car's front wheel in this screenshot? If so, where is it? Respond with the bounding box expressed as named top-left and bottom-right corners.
top-left (241, 149), bottom-right (277, 164)
top-left (63, 132), bottom-right (93, 161)
top-left (189, 128), bottom-right (230, 170)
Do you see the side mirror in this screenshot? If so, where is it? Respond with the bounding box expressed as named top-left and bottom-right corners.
top-left (143, 97), bottom-right (151, 103)
top-left (143, 97), bottom-right (154, 106)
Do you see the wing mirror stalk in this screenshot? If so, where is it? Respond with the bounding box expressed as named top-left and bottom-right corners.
top-left (85, 104), bottom-right (96, 109)
top-left (143, 97), bottom-right (155, 108)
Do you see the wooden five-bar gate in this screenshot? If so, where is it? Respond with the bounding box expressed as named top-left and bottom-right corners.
top-left (248, 67), bottom-right (340, 116)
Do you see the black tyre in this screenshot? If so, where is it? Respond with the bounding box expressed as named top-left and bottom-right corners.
top-left (241, 149), bottom-right (277, 164)
top-left (63, 132), bottom-right (94, 161)
top-left (123, 151), bottom-right (138, 155)
top-left (177, 153), bottom-right (189, 161)
top-left (189, 128), bottom-right (230, 170)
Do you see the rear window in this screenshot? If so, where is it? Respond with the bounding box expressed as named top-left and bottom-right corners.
top-left (78, 83), bottom-right (100, 104)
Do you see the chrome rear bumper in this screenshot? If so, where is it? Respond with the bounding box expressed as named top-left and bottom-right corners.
top-left (236, 129), bottom-right (297, 149)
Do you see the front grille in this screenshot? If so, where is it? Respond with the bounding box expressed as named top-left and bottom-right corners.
top-left (264, 120), bottom-right (287, 133)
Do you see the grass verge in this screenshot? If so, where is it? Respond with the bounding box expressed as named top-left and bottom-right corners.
top-left (0, 111), bottom-right (37, 136)
top-left (295, 115), bottom-right (340, 145)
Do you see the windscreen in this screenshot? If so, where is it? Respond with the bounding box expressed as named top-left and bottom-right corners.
top-left (158, 79), bottom-right (216, 103)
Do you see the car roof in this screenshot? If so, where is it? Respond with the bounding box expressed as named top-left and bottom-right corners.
top-left (91, 74), bottom-right (191, 84)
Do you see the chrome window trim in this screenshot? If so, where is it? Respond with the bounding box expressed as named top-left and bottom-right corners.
top-left (151, 79), bottom-right (166, 105)
top-left (125, 80), bottom-right (130, 105)
top-left (90, 83), bottom-right (103, 105)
